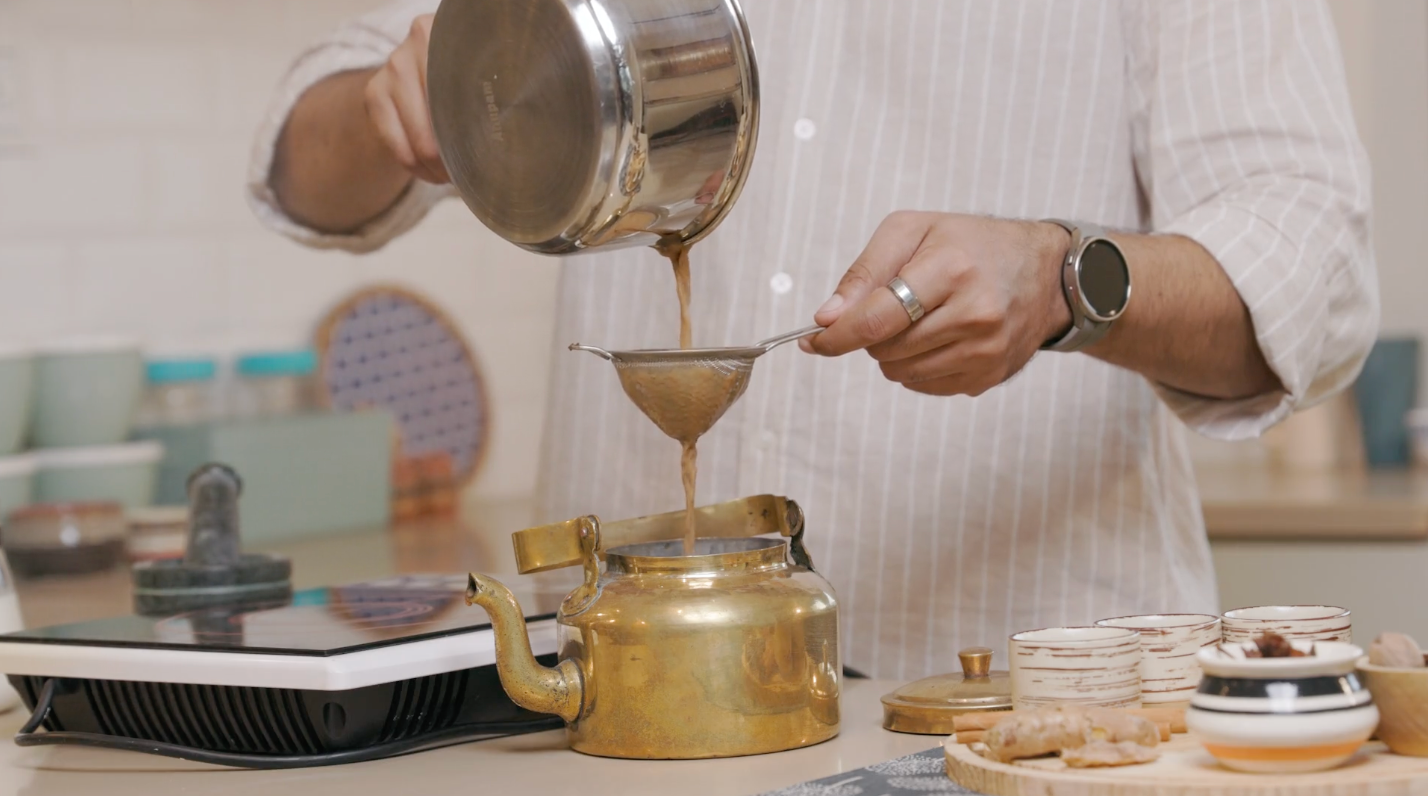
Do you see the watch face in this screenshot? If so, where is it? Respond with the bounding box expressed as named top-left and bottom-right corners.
top-left (1078, 239), bottom-right (1130, 320)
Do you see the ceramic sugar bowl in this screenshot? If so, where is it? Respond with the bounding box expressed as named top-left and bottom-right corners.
top-left (1187, 641), bottom-right (1377, 774)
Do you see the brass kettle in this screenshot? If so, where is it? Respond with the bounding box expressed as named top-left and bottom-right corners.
top-left (465, 495), bottom-right (840, 759)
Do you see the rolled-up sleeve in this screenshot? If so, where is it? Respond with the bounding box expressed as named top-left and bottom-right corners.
top-left (1127, 0), bottom-right (1379, 440)
top-left (245, 0), bottom-right (453, 253)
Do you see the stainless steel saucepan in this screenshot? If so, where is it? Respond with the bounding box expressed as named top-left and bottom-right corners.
top-left (427, 0), bottom-right (761, 255)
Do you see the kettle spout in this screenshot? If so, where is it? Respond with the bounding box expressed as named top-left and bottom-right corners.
top-left (465, 573), bottom-right (584, 723)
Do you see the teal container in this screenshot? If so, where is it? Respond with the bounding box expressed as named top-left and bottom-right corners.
top-left (0, 349), bottom-right (33, 455)
top-left (134, 410), bottom-right (391, 543)
top-left (0, 454), bottom-right (35, 518)
top-left (33, 339), bottom-right (144, 448)
top-left (32, 441), bottom-right (162, 508)
top-left (1353, 337), bottom-right (1420, 467)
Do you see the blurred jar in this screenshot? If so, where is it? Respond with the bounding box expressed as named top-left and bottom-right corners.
top-left (232, 349), bottom-right (319, 418)
top-left (4, 501), bottom-right (127, 578)
top-left (137, 357), bottom-right (219, 426)
top-left (126, 505), bottom-right (187, 562)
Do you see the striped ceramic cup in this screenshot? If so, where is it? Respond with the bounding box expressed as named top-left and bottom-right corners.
top-left (1010, 626), bottom-right (1142, 711)
top-left (1096, 614), bottom-right (1221, 706)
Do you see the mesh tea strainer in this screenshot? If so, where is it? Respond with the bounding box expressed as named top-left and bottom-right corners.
top-left (570, 325), bottom-right (822, 443)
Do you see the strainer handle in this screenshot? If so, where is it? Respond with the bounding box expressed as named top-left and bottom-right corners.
top-left (568, 343), bottom-right (614, 360)
top-left (755, 325), bottom-right (824, 352)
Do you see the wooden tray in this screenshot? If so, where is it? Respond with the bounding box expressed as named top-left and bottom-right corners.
top-left (945, 735), bottom-right (1428, 795)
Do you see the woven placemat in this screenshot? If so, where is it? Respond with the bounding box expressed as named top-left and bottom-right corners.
top-left (754, 747), bottom-right (975, 796)
top-left (315, 285), bottom-right (490, 488)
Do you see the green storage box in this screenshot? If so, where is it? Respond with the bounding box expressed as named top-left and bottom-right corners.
top-left (135, 411), bottom-right (392, 544)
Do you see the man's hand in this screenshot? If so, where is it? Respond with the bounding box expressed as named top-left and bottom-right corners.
top-left (364, 14), bottom-right (449, 185)
top-left (801, 212), bottom-right (1071, 397)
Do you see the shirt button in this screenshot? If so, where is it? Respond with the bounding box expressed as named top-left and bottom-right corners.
top-left (793, 118), bottom-right (817, 141)
top-left (769, 271), bottom-right (794, 295)
top-left (760, 430), bottom-right (778, 448)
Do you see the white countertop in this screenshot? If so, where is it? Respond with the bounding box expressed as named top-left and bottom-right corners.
top-left (0, 678), bottom-right (937, 796)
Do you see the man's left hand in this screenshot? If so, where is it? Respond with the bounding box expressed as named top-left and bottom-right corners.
top-left (801, 212), bottom-right (1074, 396)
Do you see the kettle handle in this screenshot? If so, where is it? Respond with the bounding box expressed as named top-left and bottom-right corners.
top-left (784, 499), bottom-right (815, 572)
top-left (511, 494), bottom-right (803, 574)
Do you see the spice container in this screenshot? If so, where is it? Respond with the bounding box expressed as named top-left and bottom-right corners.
top-left (231, 349), bottom-right (318, 418)
top-left (4, 501), bottom-right (128, 578)
top-left (137, 357), bottom-right (219, 426)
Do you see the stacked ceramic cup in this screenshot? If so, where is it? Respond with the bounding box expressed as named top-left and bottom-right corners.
top-left (26, 338), bottom-right (160, 509)
top-left (1008, 614), bottom-right (1222, 711)
top-left (1, 338), bottom-right (165, 579)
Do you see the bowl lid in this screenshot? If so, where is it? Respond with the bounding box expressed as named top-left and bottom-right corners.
top-left (7, 500), bottom-right (126, 522)
top-left (235, 349), bottom-right (316, 377)
top-left (1198, 640), bottom-right (1364, 678)
top-left (146, 357), bottom-right (217, 383)
top-left (881, 647), bottom-right (1012, 734)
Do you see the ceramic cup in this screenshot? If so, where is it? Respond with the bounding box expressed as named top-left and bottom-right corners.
top-left (1188, 641), bottom-right (1376, 774)
top-left (1096, 614), bottom-right (1221, 706)
top-left (31, 441), bottom-right (163, 509)
top-left (1009, 626), bottom-right (1142, 710)
top-left (0, 347), bottom-right (33, 455)
top-left (0, 454), bottom-right (35, 519)
top-left (1221, 605), bottom-right (1352, 645)
top-left (32, 337), bottom-right (143, 448)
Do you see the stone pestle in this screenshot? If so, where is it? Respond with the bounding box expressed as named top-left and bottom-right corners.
top-left (131, 463), bottom-right (293, 616)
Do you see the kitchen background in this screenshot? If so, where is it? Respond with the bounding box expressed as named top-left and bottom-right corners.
top-left (0, 0), bottom-right (1423, 500)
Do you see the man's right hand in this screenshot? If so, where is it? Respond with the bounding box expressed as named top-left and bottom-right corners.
top-left (364, 14), bottom-right (450, 185)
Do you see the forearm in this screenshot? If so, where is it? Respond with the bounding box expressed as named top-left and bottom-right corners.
top-left (1085, 232), bottom-right (1283, 401)
top-left (270, 68), bottom-right (412, 235)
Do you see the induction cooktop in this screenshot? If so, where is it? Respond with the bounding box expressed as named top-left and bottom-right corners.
top-left (1, 574), bottom-right (565, 768)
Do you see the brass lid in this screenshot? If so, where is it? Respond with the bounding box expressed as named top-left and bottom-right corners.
top-left (881, 647), bottom-right (1012, 734)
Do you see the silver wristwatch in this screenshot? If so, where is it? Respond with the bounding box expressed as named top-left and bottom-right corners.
top-left (1040, 219), bottom-right (1131, 353)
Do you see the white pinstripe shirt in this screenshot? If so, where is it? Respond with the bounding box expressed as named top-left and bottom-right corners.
top-left (249, 1), bottom-right (1377, 678)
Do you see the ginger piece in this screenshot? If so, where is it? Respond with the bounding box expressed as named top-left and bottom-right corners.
top-left (1369, 632), bottom-right (1425, 668)
top-left (981, 705), bottom-right (1159, 764)
top-left (1062, 740), bottom-right (1161, 768)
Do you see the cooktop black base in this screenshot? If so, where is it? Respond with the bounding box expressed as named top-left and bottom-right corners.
top-left (8, 654), bottom-right (563, 768)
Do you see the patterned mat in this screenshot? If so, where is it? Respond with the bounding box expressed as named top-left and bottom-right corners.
top-left (755, 748), bottom-right (977, 796)
top-left (317, 287), bottom-right (489, 485)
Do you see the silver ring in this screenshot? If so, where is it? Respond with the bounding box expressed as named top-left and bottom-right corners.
top-left (887, 277), bottom-right (925, 323)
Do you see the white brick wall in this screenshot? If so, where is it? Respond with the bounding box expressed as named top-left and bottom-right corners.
top-left (0, 0), bottom-right (560, 501)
